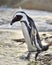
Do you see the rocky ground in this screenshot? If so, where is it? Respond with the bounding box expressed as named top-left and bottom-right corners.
top-left (0, 8), bottom-right (52, 65)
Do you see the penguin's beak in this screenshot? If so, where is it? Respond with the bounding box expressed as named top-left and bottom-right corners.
top-left (10, 15), bottom-right (23, 25)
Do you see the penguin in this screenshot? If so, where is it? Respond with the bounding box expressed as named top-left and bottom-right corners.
top-left (10, 11), bottom-right (51, 60)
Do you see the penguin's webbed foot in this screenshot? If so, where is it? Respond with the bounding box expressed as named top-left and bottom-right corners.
top-left (25, 52), bottom-right (31, 60)
top-left (35, 51), bottom-right (41, 61)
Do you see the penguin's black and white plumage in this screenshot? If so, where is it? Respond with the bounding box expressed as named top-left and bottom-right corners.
top-left (10, 11), bottom-right (50, 60)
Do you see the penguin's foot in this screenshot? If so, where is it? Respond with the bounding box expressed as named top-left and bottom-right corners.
top-left (19, 56), bottom-right (30, 61)
top-left (19, 52), bottom-right (31, 60)
top-left (25, 56), bottom-right (30, 60)
top-left (25, 52), bottom-right (31, 60)
top-left (35, 51), bottom-right (41, 61)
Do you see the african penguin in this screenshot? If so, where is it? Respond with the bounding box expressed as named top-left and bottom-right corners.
top-left (10, 11), bottom-right (50, 60)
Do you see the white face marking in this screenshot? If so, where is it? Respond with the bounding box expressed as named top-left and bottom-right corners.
top-left (15, 12), bottom-right (31, 28)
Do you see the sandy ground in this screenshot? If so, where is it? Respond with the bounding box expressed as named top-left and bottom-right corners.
top-left (0, 8), bottom-right (52, 65)
top-left (0, 29), bottom-right (28, 65)
top-left (0, 29), bottom-right (52, 65)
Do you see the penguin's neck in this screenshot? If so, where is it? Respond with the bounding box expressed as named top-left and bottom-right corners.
top-left (21, 14), bottom-right (28, 21)
top-left (20, 14), bottom-right (30, 28)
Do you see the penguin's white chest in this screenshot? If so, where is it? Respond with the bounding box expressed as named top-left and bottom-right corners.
top-left (21, 22), bottom-right (37, 51)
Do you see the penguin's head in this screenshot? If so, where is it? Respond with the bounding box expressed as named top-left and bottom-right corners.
top-left (10, 11), bottom-right (28, 25)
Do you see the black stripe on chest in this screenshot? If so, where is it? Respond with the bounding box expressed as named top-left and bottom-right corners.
top-left (21, 21), bottom-right (31, 37)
